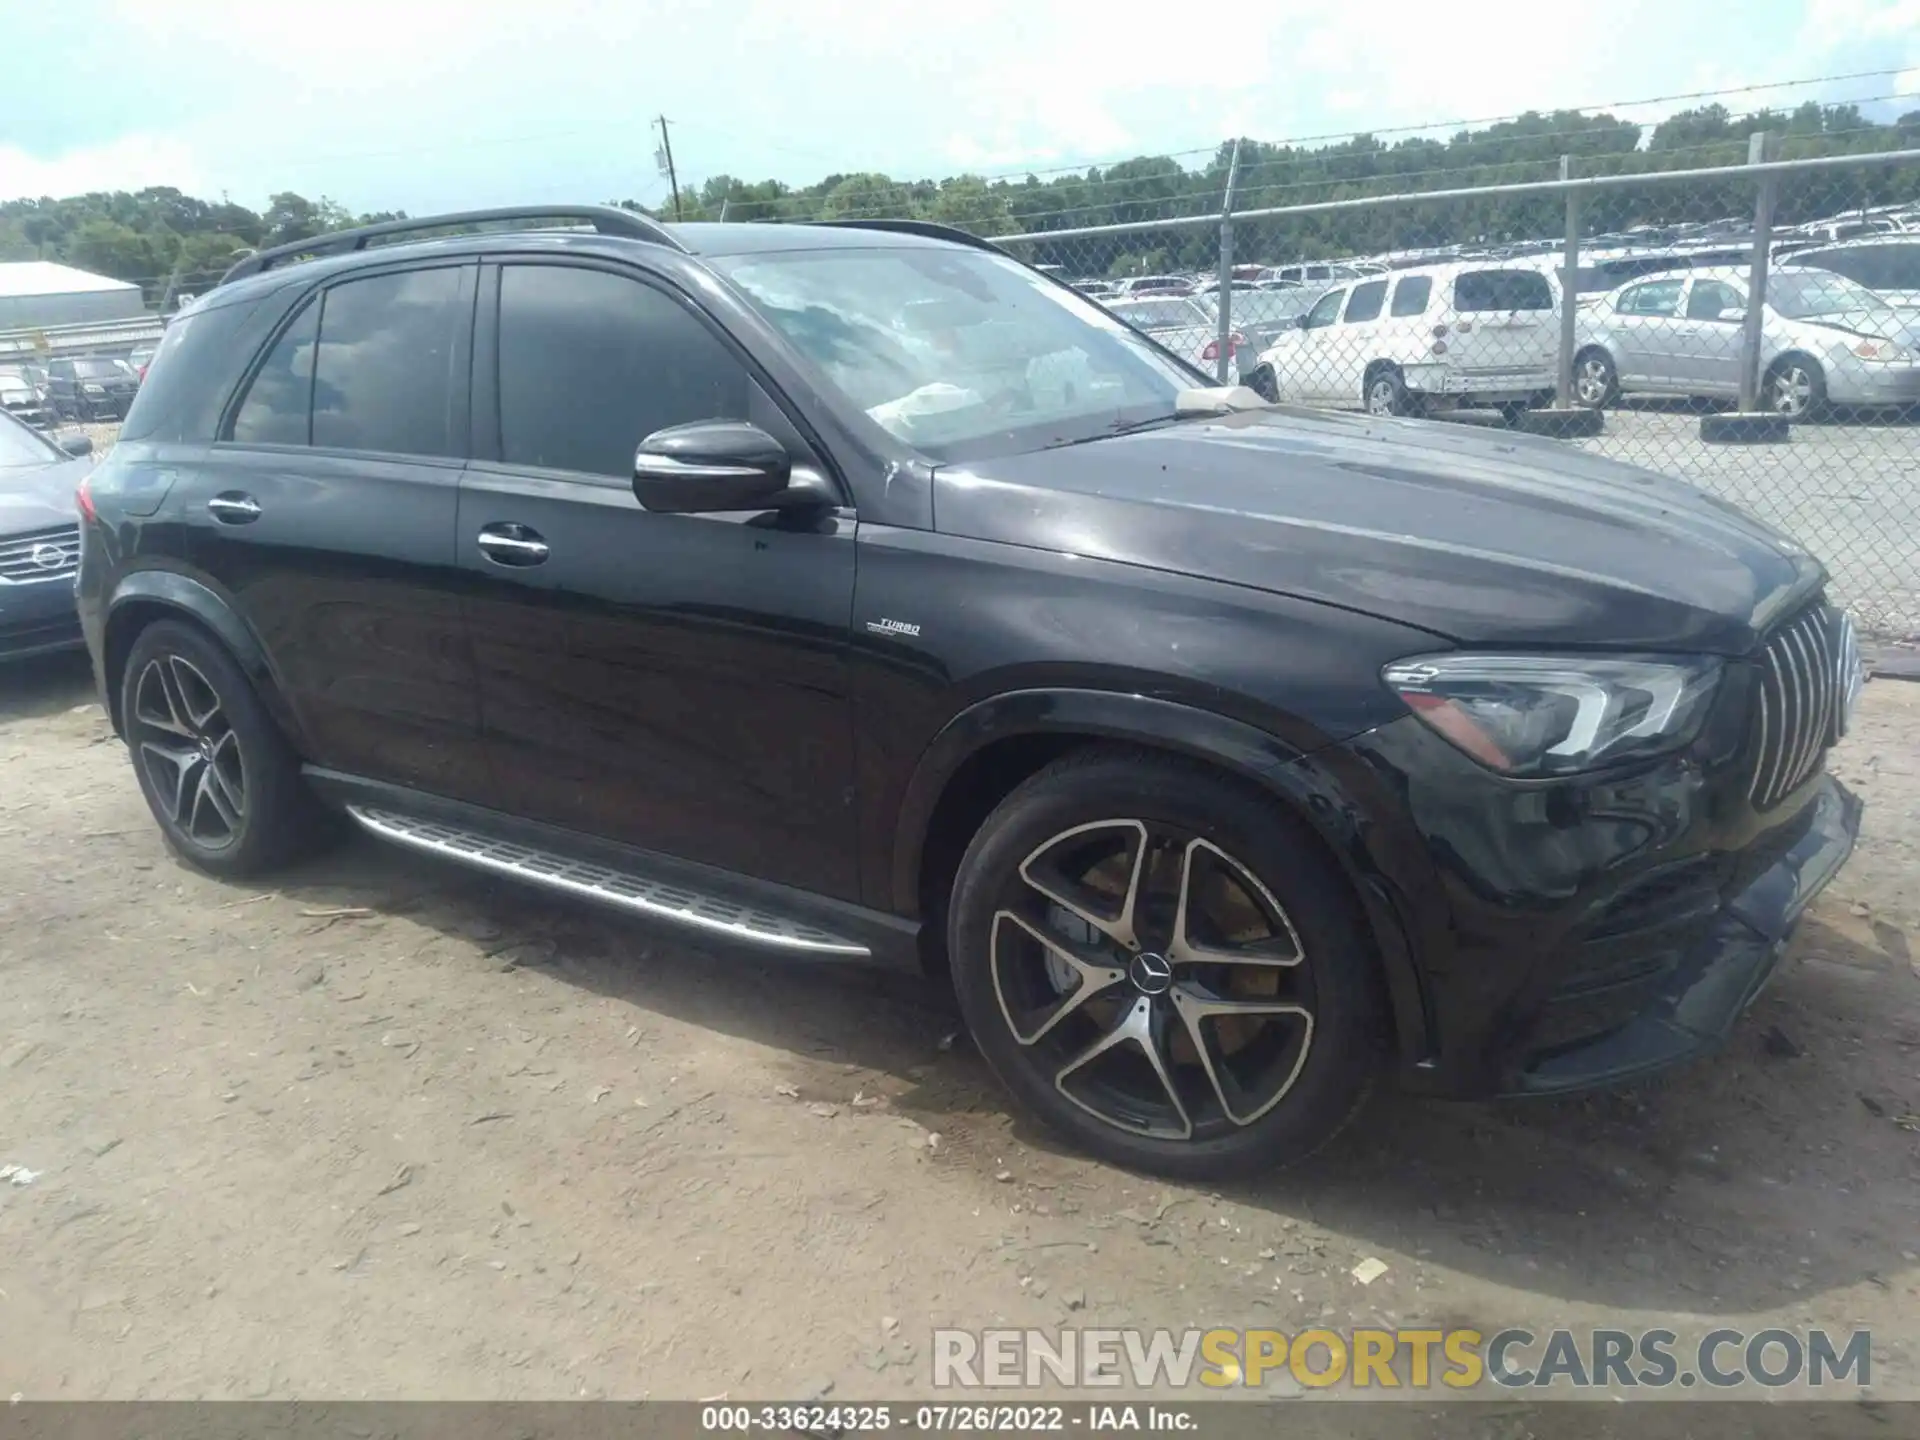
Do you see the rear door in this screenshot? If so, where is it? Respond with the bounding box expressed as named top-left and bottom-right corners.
top-left (1607, 277), bottom-right (1687, 388)
top-left (192, 261), bottom-right (491, 801)
top-left (1446, 269), bottom-right (1557, 385)
top-left (457, 258), bottom-right (860, 898)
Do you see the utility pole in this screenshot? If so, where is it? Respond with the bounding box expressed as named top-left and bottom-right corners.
top-left (656, 116), bottom-right (684, 222)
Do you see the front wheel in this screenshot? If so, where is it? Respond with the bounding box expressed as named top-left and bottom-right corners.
top-left (947, 751), bottom-right (1385, 1179)
top-left (121, 619), bottom-right (328, 877)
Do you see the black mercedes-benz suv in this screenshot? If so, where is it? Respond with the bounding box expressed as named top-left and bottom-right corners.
top-left (76, 206), bottom-right (1864, 1177)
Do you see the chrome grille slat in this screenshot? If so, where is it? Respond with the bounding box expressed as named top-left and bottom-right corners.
top-left (0, 524), bottom-right (81, 583)
top-left (1747, 604), bottom-right (1849, 811)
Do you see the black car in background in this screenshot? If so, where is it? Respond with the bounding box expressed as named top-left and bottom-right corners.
top-left (76, 207), bottom-right (1863, 1178)
top-left (46, 355), bottom-right (140, 422)
top-left (0, 409), bottom-right (92, 662)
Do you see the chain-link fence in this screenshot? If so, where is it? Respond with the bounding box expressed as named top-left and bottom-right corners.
top-left (991, 142), bottom-right (1920, 641)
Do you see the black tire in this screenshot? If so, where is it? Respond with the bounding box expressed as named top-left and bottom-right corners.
top-left (947, 749), bottom-right (1385, 1179)
top-left (1498, 400), bottom-right (1530, 427)
top-left (120, 619), bottom-right (326, 877)
top-left (1247, 362), bottom-right (1280, 403)
top-left (1362, 365), bottom-right (1412, 417)
top-left (1765, 354), bottom-right (1827, 421)
top-left (1573, 347), bottom-right (1618, 409)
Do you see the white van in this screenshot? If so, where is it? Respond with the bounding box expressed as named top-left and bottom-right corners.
top-left (1253, 262), bottom-right (1559, 417)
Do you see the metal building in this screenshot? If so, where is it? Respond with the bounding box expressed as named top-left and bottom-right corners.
top-left (0, 262), bottom-right (148, 331)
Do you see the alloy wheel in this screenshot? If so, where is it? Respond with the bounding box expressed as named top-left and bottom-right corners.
top-left (988, 819), bottom-right (1315, 1141)
top-left (1575, 356), bottom-right (1613, 407)
top-left (130, 653), bottom-right (247, 849)
top-left (1770, 364), bottom-right (1814, 417)
top-left (1365, 377), bottom-right (1399, 416)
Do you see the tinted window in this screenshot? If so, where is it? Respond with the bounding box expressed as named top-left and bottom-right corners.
top-left (1390, 276), bottom-right (1433, 317)
top-left (310, 267), bottom-right (465, 457)
top-left (1303, 289), bottom-right (1345, 329)
top-left (75, 358), bottom-right (130, 379)
top-left (1686, 280), bottom-right (1745, 320)
top-left (1617, 279), bottom-right (1685, 316)
top-left (1454, 270), bottom-right (1553, 311)
top-left (230, 301), bottom-right (319, 446)
top-left (123, 296), bottom-right (265, 444)
top-left (1343, 280), bottom-right (1387, 323)
top-left (498, 265), bottom-right (767, 478)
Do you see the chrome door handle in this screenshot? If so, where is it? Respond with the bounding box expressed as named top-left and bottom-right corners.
top-left (477, 525), bottom-right (550, 566)
top-left (207, 493), bottom-right (261, 524)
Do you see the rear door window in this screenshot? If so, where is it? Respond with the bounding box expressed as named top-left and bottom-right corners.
top-left (1389, 276), bottom-right (1432, 317)
top-left (1686, 279), bottom-right (1745, 320)
top-left (1343, 280), bottom-right (1387, 323)
top-left (230, 302), bottom-right (320, 446)
top-left (310, 267), bottom-right (467, 457)
top-left (1617, 278), bottom-right (1685, 317)
top-left (1454, 270), bottom-right (1554, 311)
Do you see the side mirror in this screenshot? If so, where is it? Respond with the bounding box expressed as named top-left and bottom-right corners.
top-left (56, 432), bottom-right (93, 458)
top-left (1294, 313), bottom-right (1311, 329)
top-left (632, 421), bottom-right (794, 513)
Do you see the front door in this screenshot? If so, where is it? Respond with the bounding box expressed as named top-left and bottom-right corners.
top-left (192, 261), bottom-right (490, 801)
top-left (458, 259), bottom-right (861, 900)
top-left (1608, 277), bottom-right (1687, 390)
top-left (1669, 277), bottom-right (1748, 395)
top-left (1293, 287), bottom-right (1349, 402)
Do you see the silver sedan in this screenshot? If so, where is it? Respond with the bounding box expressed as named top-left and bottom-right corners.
top-left (1572, 266), bottom-right (1920, 417)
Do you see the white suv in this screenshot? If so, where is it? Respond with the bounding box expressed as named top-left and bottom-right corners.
top-left (1252, 262), bottom-right (1559, 417)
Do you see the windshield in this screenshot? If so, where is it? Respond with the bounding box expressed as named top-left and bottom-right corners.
top-left (0, 414), bottom-right (62, 470)
top-left (74, 358), bottom-right (131, 379)
top-left (1769, 272), bottom-right (1892, 319)
top-left (715, 247), bottom-right (1197, 462)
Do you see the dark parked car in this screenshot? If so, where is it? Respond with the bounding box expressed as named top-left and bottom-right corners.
top-left (77, 206), bottom-right (1863, 1178)
top-left (46, 355), bottom-right (140, 421)
top-left (1, 409), bottom-right (92, 662)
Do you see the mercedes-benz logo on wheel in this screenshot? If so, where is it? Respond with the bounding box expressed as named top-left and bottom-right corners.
top-left (30, 543), bottom-right (65, 570)
top-left (1128, 951), bottom-right (1174, 996)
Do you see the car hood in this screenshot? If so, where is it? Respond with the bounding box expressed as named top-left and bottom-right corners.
top-left (0, 455), bottom-right (90, 536)
top-left (933, 407), bottom-right (1824, 653)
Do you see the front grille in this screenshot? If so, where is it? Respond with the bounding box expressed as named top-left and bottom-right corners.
top-left (0, 525), bottom-right (80, 583)
top-left (1748, 603), bottom-right (1858, 810)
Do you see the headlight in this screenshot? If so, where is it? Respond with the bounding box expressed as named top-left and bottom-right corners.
top-left (1382, 653), bottom-right (1723, 776)
top-left (1849, 338), bottom-right (1910, 362)
top-left (82, 383), bottom-right (107, 396)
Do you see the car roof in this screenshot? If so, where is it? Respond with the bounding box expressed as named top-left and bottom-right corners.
top-left (1784, 234), bottom-right (1920, 255)
top-left (201, 218), bottom-right (979, 310)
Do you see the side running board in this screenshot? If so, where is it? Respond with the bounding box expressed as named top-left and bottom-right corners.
top-left (345, 806), bottom-right (870, 957)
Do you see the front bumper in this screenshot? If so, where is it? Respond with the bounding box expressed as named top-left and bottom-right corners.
top-left (0, 574), bottom-right (83, 662)
top-left (1508, 774), bottom-right (1859, 1094)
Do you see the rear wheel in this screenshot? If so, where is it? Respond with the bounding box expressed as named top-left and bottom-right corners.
top-left (1363, 365), bottom-right (1411, 417)
top-left (948, 751), bottom-right (1384, 1178)
top-left (122, 620), bottom-right (326, 877)
top-left (1574, 348), bottom-right (1618, 409)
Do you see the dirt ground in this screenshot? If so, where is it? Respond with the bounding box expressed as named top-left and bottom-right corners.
top-left (1, 651), bottom-right (1918, 1409)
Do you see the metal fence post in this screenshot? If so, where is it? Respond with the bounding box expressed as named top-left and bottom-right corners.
top-left (1216, 139), bottom-right (1242, 384)
top-left (1738, 131), bottom-right (1781, 413)
top-left (1556, 154), bottom-right (1580, 410)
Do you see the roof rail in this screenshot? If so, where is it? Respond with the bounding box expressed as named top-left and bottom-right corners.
top-left (218, 205), bottom-right (685, 286)
top-left (804, 218), bottom-right (1009, 254)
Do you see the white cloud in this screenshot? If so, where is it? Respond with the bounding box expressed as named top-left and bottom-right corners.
top-left (0, 134), bottom-right (205, 202)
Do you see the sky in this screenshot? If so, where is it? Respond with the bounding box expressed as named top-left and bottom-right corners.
top-left (3, 0), bottom-right (1918, 214)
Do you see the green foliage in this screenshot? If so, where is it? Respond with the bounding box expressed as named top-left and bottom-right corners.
top-left (4, 100), bottom-right (1913, 306)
